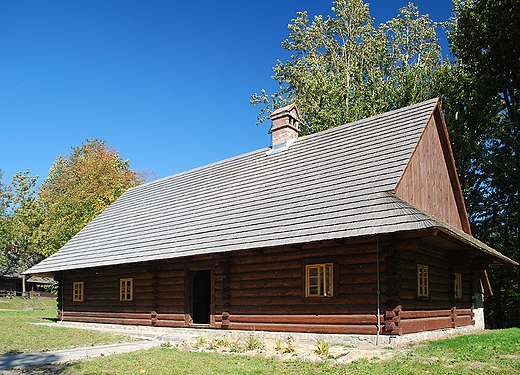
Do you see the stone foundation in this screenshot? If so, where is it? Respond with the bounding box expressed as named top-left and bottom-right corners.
top-left (55, 320), bottom-right (484, 347)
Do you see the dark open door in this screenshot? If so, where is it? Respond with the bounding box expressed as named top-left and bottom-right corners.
top-left (192, 270), bottom-right (211, 324)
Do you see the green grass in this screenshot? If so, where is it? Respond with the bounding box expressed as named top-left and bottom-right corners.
top-left (345, 328), bottom-right (520, 375)
top-left (0, 296), bottom-right (56, 310)
top-left (0, 297), bottom-right (134, 354)
top-left (23, 329), bottom-right (520, 375)
top-left (32, 328), bottom-right (520, 375)
top-left (43, 348), bottom-right (350, 375)
top-left (4, 297), bottom-right (520, 374)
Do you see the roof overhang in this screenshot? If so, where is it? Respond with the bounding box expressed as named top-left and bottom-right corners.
top-left (435, 226), bottom-right (518, 266)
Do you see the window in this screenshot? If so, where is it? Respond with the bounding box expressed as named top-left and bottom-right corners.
top-left (120, 278), bottom-right (133, 301)
top-left (417, 264), bottom-right (429, 297)
top-left (73, 282), bottom-right (84, 302)
top-left (454, 273), bottom-right (462, 299)
top-left (306, 263), bottom-right (333, 297)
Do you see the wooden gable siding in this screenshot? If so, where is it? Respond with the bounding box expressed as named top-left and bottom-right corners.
top-left (395, 106), bottom-right (471, 234)
top-left (56, 236), bottom-right (475, 336)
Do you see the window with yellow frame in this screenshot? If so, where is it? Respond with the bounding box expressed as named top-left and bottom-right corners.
top-left (120, 278), bottom-right (133, 301)
top-left (417, 264), bottom-right (429, 297)
top-left (306, 263), bottom-right (333, 297)
top-left (454, 273), bottom-right (462, 299)
top-left (73, 281), bottom-right (84, 302)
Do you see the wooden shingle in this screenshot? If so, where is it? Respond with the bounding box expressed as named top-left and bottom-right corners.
top-left (25, 98), bottom-right (516, 275)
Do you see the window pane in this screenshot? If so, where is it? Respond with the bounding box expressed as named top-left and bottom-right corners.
top-left (120, 279), bottom-right (132, 301)
top-left (306, 264), bottom-right (333, 297)
top-left (417, 265), bottom-right (428, 297)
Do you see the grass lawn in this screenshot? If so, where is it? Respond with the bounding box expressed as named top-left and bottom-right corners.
top-left (0, 297), bottom-right (133, 354)
top-left (3, 297), bottom-right (520, 374)
top-left (0, 296), bottom-right (56, 311)
top-left (28, 328), bottom-right (519, 375)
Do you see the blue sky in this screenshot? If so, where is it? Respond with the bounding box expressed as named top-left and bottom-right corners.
top-left (0, 0), bottom-right (454, 184)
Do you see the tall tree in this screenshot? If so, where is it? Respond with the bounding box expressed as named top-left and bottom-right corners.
top-left (251, 0), bottom-right (442, 134)
top-left (34, 139), bottom-right (145, 257)
top-left (445, 0), bottom-right (520, 328)
top-left (0, 169), bottom-right (42, 269)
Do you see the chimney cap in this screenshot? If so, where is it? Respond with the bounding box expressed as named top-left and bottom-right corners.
top-left (268, 103), bottom-right (300, 154)
top-left (270, 103), bottom-right (299, 124)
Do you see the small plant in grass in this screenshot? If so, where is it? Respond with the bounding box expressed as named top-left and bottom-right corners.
top-left (245, 334), bottom-right (265, 351)
top-left (283, 335), bottom-right (296, 355)
top-left (160, 341), bottom-right (172, 348)
top-left (228, 338), bottom-right (244, 353)
top-left (195, 335), bottom-right (207, 347)
top-left (315, 339), bottom-right (330, 356)
top-left (274, 338), bottom-right (283, 352)
top-left (211, 335), bottom-right (235, 349)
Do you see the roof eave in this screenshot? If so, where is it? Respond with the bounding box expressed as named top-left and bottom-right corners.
top-left (436, 226), bottom-right (518, 266)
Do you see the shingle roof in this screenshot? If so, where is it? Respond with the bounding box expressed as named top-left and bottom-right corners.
top-left (0, 264), bottom-right (21, 279)
top-left (25, 98), bottom-right (516, 275)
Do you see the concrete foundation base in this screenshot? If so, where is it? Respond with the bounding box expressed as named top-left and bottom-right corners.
top-left (55, 320), bottom-right (483, 347)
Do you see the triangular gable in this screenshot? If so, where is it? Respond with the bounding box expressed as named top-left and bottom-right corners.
top-left (394, 100), bottom-right (472, 234)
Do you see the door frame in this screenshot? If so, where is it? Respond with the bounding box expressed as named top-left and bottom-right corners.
top-left (185, 264), bottom-right (215, 327)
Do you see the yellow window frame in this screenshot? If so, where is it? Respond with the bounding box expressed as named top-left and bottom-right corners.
top-left (306, 263), bottom-right (333, 297)
top-left (73, 281), bottom-right (84, 302)
top-left (417, 264), bottom-right (429, 297)
top-left (120, 278), bottom-right (133, 301)
top-left (454, 273), bottom-right (462, 299)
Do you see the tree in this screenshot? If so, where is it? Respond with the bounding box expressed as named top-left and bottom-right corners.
top-left (444, 0), bottom-right (520, 328)
top-left (251, 0), bottom-right (443, 134)
top-left (0, 169), bottom-right (42, 269)
top-left (34, 139), bottom-right (145, 257)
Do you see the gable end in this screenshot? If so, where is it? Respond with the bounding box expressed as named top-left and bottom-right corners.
top-left (394, 102), bottom-right (471, 234)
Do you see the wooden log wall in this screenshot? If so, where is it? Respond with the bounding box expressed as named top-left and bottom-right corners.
top-left (154, 262), bottom-right (186, 327)
top-left (383, 305), bottom-right (474, 335)
top-left (397, 239), bottom-right (473, 311)
top-left (212, 240), bottom-right (385, 335)
top-left (58, 239), bottom-right (387, 334)
top-left (57, 236), bottom-right (475, 336)
top-left (381, 237), bottom-right (475, 335)
top-left (60, 261), bottom-right (188, 327)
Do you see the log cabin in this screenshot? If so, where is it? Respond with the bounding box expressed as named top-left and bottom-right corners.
top-left (1, 258), bottom-right (54, 298)
top-left (25, 98), bottom-right (517, 340)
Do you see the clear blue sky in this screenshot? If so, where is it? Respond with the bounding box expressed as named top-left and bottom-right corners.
top-left (0, 0), bottom-right (454, 184)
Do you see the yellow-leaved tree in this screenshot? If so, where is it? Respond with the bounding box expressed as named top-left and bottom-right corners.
top-left (34, 139), bottom-right (145, 257)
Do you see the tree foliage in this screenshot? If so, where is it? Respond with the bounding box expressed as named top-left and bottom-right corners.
top-left (443, 0), bottom-right (520, 328)
top-left (251, 0), bottom-right (442, 134)
top-left (0, 169), bottom-right (42, 268)
top-left (254, 0), bottom-right (519, 328)
top-left (33, 139), bottom-right (145, 257)
top-left (1, 139), bottom-right (144, 272)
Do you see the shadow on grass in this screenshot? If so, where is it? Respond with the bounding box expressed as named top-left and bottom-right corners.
top-left (18, 362), bottom-right (75, 374)
top-left (42, 317), bottom-right (58, 323)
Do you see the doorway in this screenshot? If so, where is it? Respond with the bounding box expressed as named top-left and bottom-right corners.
top-left (191, 270), bottom-right (211, 324)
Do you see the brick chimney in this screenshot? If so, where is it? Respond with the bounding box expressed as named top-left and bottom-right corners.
top-left (269, 104), bottom-right (300, 149)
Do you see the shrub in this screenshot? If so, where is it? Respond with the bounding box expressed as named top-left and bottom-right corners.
top-left (315, 339), bottom-right (330, 356)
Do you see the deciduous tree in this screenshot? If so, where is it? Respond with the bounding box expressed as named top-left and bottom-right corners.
top-left (442, 0), bottom-right (519, 328)
top-left (251, 0), bottom-right (442, 134)
top-left (34, 139), bottom-right (145, 257)
top-left (0, 169), bottom-right (42, 269)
